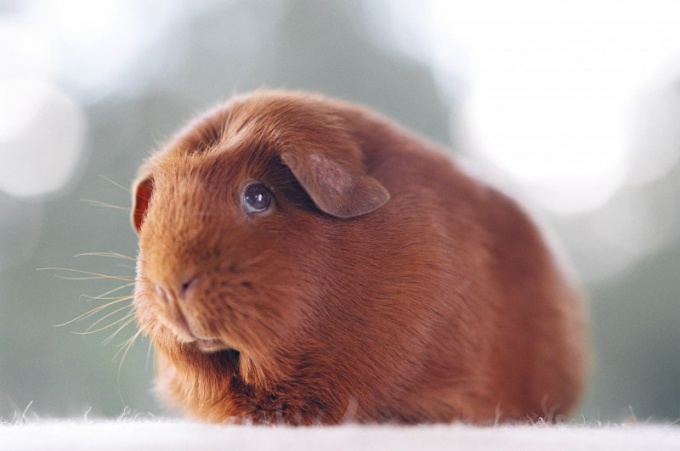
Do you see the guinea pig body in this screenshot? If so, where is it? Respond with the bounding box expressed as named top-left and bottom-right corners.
top-left (131, 91), bottom-right (588, 424)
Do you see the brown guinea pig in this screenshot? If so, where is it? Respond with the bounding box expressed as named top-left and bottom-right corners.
top-left (131, 90), bottom-right (588, 425)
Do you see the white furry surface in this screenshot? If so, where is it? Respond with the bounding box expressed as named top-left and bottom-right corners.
top-left (0, 420), bottom-right (678, 451)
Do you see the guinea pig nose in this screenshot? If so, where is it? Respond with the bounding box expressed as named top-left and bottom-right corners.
top-left (179, 276), bottom-right (197, 297)
top-left (155, 284), bottom-right (170, 302)
top-left (155, 276), bottom-right (197, 302)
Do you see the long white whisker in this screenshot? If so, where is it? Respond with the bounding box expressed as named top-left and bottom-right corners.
top-left (79, 306), bottom-right (135, 334)
top-left (75, 252), bottom-right (136, 262)
top-left (99, 175), bottom-right (131, 193)
top-left (102, 316), bottom-right (137, 345)
top-left (80, 198), bottom-right (129, 211)
top-left (56, 296), bottom-right (132, 327)
top-left (114, 328), bottom-right (144, 407)
top-left (40, 267), bottom-right (133, 282)
top-left (79, 284), bottom-right (135, 302)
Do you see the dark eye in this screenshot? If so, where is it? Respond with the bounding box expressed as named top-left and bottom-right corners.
top-left (243, 182), bottom-right (272, 214)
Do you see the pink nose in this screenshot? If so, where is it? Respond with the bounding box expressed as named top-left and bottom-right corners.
top-left (155, 276), bottom-right (197, 302)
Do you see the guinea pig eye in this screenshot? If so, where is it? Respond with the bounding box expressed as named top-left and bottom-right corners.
top-left (243, 182), bottom-right (272, 214)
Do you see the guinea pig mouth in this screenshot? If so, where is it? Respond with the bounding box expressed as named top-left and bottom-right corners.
top-left (194, 337), bottom-right (230, 353)
top-left (161, 304), bottom-right (232, 354)
top-left (164, 315), bottom-right (232, 354)
top-left (181, 327), bottom-right (232, 354)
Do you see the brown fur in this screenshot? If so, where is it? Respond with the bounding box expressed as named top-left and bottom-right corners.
top-left (131, 90), bottom-right (588, 425)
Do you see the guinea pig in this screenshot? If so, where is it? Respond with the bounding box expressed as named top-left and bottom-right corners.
top-left (131, 90), bottom-right (588, 425)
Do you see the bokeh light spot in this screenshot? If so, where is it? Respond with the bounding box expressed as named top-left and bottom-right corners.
top-left (0, 78), bottom-right (86, 198)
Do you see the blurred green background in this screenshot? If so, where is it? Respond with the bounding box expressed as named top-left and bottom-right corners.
top-left (1, 0), bottom-right (679, 422)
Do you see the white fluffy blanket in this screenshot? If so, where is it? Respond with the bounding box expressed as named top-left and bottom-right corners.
top-left (1, 420), bottom-right (678, 451)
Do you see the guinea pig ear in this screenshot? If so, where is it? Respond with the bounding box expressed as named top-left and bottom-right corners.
top-left (281, 152), bottom-right (390, 218)
top-left (131, 176), bottom-right (154, 233)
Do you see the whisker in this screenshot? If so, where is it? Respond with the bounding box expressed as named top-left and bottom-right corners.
top-left (57, 295), bottom-right (132, 327)
top-left (79, 284), bottom-right (135, 302)
top-left (103, 316), bottom-right (137, 345)
top-left (39, 267), bottom-right (133, 282)
top-left (73, 313), bottom-right (135, 337)
top-left (145, 339), bottom-right (154, 372)
top-left (49, 250), bottom-right (144, 405)
top-left (115, 328), bottom-right (144, 361)
top-left (55, 274), bottom-right (133, 282)
top-left (80, 198), bottom-right (129, 211)
top-left (79, 294), bottom-right (134, 304)
top-left (115, 329), bottom-right (144, 373)
top-left (75, 252), bottom-right (136, 262)
top-left (79, 305), bottom-right (135, 334)
top-left (114, 328), bottom-right (144, 407)
top-left (99, 175), bottom-right (131, 193)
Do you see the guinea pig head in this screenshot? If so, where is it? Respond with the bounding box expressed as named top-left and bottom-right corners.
top-left (130, 95), bottom-right (390, 390)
